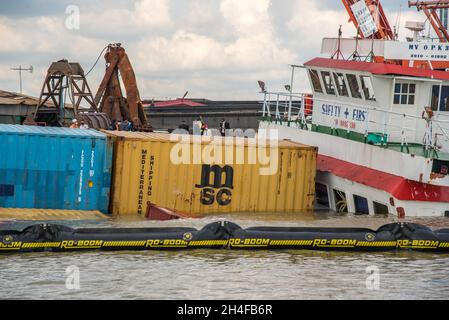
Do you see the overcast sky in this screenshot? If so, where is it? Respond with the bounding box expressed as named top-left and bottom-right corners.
top-left (0, 0), bottom-right (428, 100)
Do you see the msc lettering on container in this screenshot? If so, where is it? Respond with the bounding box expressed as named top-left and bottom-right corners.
top-left (195, 165), bottom-right (233, 206)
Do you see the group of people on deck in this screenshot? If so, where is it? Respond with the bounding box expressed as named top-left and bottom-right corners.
top-left (179, 117), bottom-right (230, 136)
top-left (109, 119), bottom-right (135, 131)
top-left (69, 116), bottom-right (231, 136)
top-left (69, 119), bottom-right (88, 129)
top-left (69, 118), bottom-right (135, 131)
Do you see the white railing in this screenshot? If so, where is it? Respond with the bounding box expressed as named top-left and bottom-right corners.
top-left (261, 91), bottom-right (449, 156)
top-left (261, 91), bottom-right (310, 126)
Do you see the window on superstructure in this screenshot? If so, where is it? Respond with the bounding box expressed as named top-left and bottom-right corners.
top-left (393, 83), bottom-right (416, 105)
top-left (321, 71), bottom-right (336, 95)
top-left (346, 74), bottom-right (362, 99)
top-left (308, 69), bottom-right (323, 93)
top-left (431, 85), bottom-right (449, 111)
top-left (333, 72), bottom-right (349, 97)
top-left (353, 195), bottom-right (369, 215)
top-left (373, 202), bottom-right (389, 215)
top-left (360, 76), bottom-right (376, 101)
top-left (316, 183), bottom-right (330, 208)
top-left (333, 189), bottom-right (348, 213)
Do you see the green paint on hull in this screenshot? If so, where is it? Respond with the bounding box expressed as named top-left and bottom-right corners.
top-left (261, 118), bottom-right (449, 161)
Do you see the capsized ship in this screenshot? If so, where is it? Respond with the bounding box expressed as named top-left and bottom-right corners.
top-left (260, 0), bottom-right (449, 217)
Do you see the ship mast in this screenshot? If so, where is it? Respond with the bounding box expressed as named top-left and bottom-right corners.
top-left (408, 1), bottom-right (449, 42)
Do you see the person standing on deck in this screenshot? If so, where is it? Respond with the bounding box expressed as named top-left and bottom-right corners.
top-left (178, 120), bottom-right (190, 133)
top-left (69, 119), bottom-right (78, 128)
top-left (198, 116), bottom-right (208, 135)
top-left (219, 118), bottom-right (230, 136)
top-left (422, 106), bottom-right (434, 148)
top-left (79, 121), bottom-right (89, 129)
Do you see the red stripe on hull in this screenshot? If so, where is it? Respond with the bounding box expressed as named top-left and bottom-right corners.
top-left (317, 155), bottom-right (449, 202)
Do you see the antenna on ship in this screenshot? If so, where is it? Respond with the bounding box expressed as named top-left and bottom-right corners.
top-left (366, 34), bottom-right (376, 62)
top-left (348, 27), bottom-right (361, 61)
top-left (365, 2), bottom-right (380, 63)
top-left (257, 81), bottom-right (267, 93)
top-left (331, 25), bottom-right (345, 60)
top-left (393, 4), bottom-right (402, 40)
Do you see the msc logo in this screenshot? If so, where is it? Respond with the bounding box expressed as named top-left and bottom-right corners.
top-left (195, 165), bottom-right (234, 206)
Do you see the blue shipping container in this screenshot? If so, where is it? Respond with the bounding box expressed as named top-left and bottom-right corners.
top-left (0, 125), bottom-right (112, 213)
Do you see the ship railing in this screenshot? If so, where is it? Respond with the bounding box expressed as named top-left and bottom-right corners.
top-left (261, 91), bottom-right (312, 129)
top-left (261, 91), bottom-right (449, 156)
top-left (433, 122), bottom-right (449, 151)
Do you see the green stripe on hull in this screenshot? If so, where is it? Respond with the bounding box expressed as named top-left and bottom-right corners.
top-left (309, 124), bottom-right (449, 160)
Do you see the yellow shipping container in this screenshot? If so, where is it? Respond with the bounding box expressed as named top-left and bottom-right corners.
top-left (0, 208), bottom-right (108, 220)
top-left (105, 131), bottom-right (317, 216)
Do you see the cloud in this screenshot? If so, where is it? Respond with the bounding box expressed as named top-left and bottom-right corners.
top-left (79, 0), bottom-right (172, 38)
top-left (135, 0), bottom-right (171, 26)
top-left (7, 0), bottom-right (430, 99)
top-left (0, 19), bottom-right (28, 53)
top-left (221, 0), bottom-right (294, 69)
top-left (287, 1), bottom-right (353, 53)
top-left (135, 30), bottom-right (226, 72)
top-left (136, 0), bottom-right (295, 72)
top-left (220, 0), bottom-right (272, 37)
top-left (129, 0), bottom-right (296, 99)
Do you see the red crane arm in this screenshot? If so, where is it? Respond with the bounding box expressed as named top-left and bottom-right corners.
top-left (409, 1), bottom-right (449, 9)
top-left (409, 1), bottom-right (449, 42)
top-left (341, 0), bottom-right (395, 40)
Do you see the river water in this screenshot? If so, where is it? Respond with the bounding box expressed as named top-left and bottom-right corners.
top-left (1, 211), bottom-right (449, 300)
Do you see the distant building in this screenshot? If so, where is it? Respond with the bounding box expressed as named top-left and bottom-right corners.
top-left (143, 98), bottom-right (279, 131)
top-left (0, 90), bottom-right (74, 125)
top-left (0, 90), bottom-right (40, 124)
top-left (143, 98), bottom-right (207, 108)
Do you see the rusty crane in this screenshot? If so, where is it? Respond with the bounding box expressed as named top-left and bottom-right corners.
top-left (30, 59), bottom-right (110, 128)
top-left (94, 43), bottom-right (149, 130)
top-left (29, 44), bottom-right (151, 130)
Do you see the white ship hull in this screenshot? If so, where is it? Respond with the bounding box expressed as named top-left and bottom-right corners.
top-left (260, 121), bottom-right (449, 217)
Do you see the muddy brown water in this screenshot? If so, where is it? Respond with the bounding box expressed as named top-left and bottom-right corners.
top-left (1, 211), bottom-right (448, 300)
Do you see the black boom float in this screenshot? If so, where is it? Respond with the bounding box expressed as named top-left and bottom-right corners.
top-left (1, 221), bottom-right (449, 253)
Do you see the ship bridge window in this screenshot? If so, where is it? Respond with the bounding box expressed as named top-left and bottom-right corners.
top-left (394, 83), bottom-right (416, 105)
top-left (333, 72), bottom-right (349, 97)
top-left (431, 85), bottom-right (449, 111)
top-left (353, 195), bottom-right (369, 215)
top-left (316, 183), bottom-right (330, 208)
top-left (308, 69), bottom-right (323, 93)
top-left (333, 189), bottom-right (348, 213)
top-left (373, 202), bottom-right (389, 215)
top-left (346, 74), bottom-right (362, 99)
top-left (432, 159), bottom-right (449, 176)
top-left (321, 71), bottom-right (336, 95)
top-left (360, 76), bottom-right (376, 101)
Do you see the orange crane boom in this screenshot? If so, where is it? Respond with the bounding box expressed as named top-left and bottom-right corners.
top-left (341, 0), bottom-right (395, 40)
